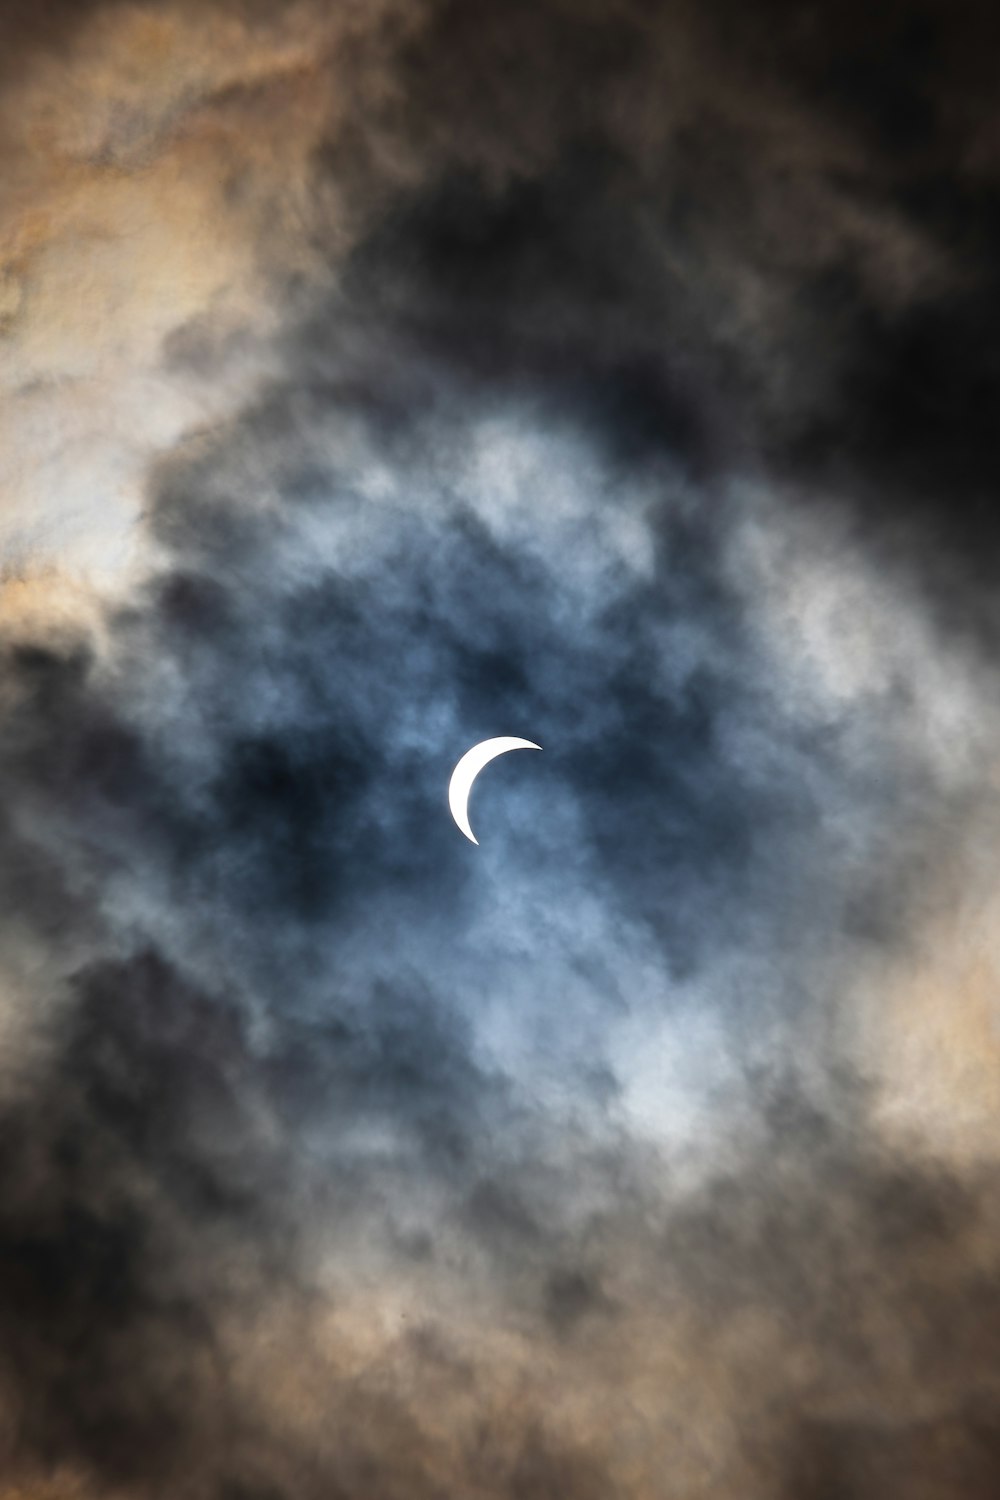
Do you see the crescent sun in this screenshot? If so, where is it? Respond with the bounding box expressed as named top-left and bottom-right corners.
top-left (448, 737), bottom-right (542, 845)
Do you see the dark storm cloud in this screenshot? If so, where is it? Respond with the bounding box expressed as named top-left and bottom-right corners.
top-left (0, 942), bottom-right (625, 1498)
top-left (0, 936), bottom-right (631, 1497)
top-left (656, 1078), bottom-right (1000, 1499)
top-left (3, 0), bottom-right (1000, 1495)
top-left (328, 0), bottom-right (1000, 627)
top-left (0, 0), bottom-right (106, 82)
top-left (0, 948), bottom-right (286, 1487)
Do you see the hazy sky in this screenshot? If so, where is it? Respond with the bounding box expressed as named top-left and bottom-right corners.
top-left (3, 2), bottom-right (1000, 1496)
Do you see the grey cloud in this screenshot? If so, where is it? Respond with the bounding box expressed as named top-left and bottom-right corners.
top-left (3, 0), bottom-right (1000, 1495)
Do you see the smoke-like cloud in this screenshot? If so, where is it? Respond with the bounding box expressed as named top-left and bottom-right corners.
top-left (3, 1), bottom-right (1000, 1496)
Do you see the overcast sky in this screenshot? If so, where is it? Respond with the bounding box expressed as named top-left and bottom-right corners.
top-left (3, 2), bottom-right (1000, 1496)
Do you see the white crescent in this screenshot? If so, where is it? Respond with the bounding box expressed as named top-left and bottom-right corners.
top-left (448, 737), bottom-right (542, 845)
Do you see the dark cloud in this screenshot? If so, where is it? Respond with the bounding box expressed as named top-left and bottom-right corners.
top-left (2, 0), bottom-right (1000, 1495)
top-left (324, 0), bottom-right (1000, 627)
top-left (783, 1412), bottom-right (1000, 1500)
top-left (660, 1089), bottom-right (1000, 1499)
top-left (0, 949), bottom-right (287, 1487)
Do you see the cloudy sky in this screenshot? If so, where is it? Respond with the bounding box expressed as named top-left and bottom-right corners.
top-left (3, 1), bottom-right (1000, 1495)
